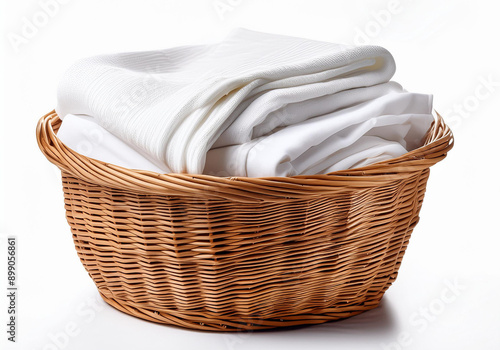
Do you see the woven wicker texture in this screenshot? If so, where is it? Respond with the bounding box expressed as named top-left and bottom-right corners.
top-left (37, 111), bottom-right (453, 331)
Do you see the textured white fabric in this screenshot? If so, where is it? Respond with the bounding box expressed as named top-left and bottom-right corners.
top-left (57, 114), bottom-right (169, 173)
top-left (56, 29), bottom-right (434, 177)
top-left (56, 28), bottom-right (399, 174)
top-left (205, 92), bottom-right (433, 177)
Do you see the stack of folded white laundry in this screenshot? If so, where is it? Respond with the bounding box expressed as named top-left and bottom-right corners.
top-left (56, 28), bottom-right (434, 177)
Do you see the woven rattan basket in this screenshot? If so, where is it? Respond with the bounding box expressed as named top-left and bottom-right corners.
top-left (36, 110), bottom-right (453, 331)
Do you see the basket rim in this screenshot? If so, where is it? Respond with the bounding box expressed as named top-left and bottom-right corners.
top-left (36, 110), bottom-right (453, 202)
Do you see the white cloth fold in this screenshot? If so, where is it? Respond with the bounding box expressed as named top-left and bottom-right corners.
top-left (205, 92), bottom-right (433, 177)
top-left (56, 114), bottom-right (169, 173)
top-left (55, 28), bottom-right (434, 177)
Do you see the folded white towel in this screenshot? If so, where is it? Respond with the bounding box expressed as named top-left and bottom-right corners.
top-left (56, 28), bottom-right (402, 174)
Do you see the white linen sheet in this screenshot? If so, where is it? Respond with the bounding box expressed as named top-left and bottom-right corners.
top-left (55, 29), bottom-right (433, 177)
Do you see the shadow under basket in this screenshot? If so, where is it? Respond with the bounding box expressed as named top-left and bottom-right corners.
top-left (36, 110), bottom-right (453, 331)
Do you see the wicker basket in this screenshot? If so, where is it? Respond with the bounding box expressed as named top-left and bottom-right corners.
top-left (36, 110), bottom-right (453, 331)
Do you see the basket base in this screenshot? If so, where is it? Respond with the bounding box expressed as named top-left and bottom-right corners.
top-left (98, 289), bottom-right (385, 331)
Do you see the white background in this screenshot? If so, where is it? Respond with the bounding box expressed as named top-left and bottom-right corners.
top-left (1, 0), bottom-right (499, 349)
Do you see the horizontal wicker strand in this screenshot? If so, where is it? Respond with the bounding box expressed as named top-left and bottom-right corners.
top-left (37, 111), bottom-right (453, 202)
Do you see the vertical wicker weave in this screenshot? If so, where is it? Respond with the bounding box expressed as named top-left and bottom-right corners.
top-left (36, 111), bottom-right (453, 331)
